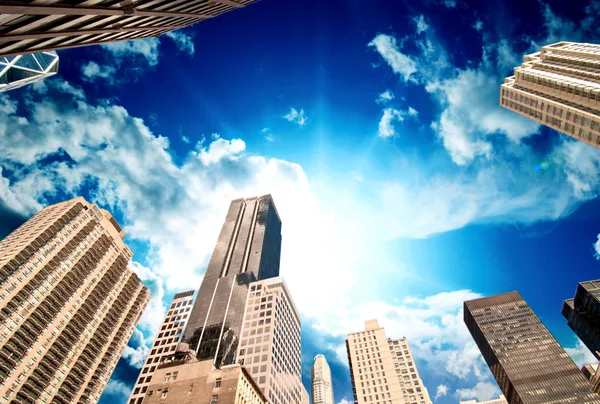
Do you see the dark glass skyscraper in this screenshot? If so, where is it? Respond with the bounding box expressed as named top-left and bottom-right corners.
top-left (183, 195), bottom-right (281, 368)
top-left (562, 279), bottom-right (600, 360)
top-left (464, 291), bottom-right (600, 404)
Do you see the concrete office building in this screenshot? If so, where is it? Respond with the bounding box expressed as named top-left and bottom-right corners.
top-left (464, 291), bottom-right (600, 404)
top-left (183, 195), bottom-right (281, 368)
top-left (0, 197), bottom-right (150, 403)
top-left (346, 320), bottom-right (432, 404)
top-left (460, 396), bottom-right (507, 404)
top-left (562, 279), bottom-right (600, 361)
top-left (237, 277), bottom-right (303, 404)
top-left (312, 354), bottom-right (334, 404)
top-left (143, 351), bottom-right (266, 404)
top-left (0, 0), bottom-right (258, 58)
top-left (0, 51), bottom-right (59, 92)
top-left (500, 42), bottom-right (600, 149)
top-left (129, 290), bottom-right (196, 404)
top-left (302, 384), bottom-right (310, 404)
top-left (581, 364), bottom-right (600, 394)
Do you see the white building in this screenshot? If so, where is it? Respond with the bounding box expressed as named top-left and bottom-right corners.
top-left (312, 354), bottom-right (335, 404)
top-left (460, 395), bottom-right (508, 404)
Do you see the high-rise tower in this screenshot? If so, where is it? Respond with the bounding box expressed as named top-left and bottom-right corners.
top-left (128, 290), bottom-right (195, 404)
top-left (346, 320), bottom-right (432, 404)
top-left (562, 279), bottom-right (600, 361)
top-left (0, 197), bottom-right (150, 403)
top-left (464, 291), bottom-right (600, 404)
top-left (0, 1), bottom-right (258, 58)
top-left (500, 42), bottom-right (600, 149)
top-left (183, 195), bottom-right (281, 367)
top-left (312, 354), bottom-right (334, 404)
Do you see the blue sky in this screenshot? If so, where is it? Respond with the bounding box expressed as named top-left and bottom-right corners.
top-left (1, 0), bottom-right (600, 403)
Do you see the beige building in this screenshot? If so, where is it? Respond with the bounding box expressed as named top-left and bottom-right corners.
top-left (302, 384), bottom-right (310, 404)
top-left (0, 196), bottom-right (150, 403)
top-left (129, 290), bottom-right (196, 404)
top-left (500, 42), bottom-right (600, 149)
top-left (346, 320), bottom-right (432, 404)
top-left (0, 1), bottom-right (259, 58)
top-left (143, 354), bottom-right (266, 404)
top-left (237, 277), bottom-right (304, 404)
top-left (460, 396), bottom-right (507, 404)
top-left (312, 354), bottom-right (335, 404)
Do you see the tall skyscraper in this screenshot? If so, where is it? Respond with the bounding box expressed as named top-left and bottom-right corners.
top-left (237, 276), bottom-right (303, 404)
top-left (312, 354), bottom-right (334, 404)
top-left (0, 0), bottom-right (258, 58)
top-left (562, 279), bottom-right (600, 360)
top-left (464, 291), bottom-right (600, 404)
top-left (346, 320), bottom-right (432, 404)
top-left (500, 42), bottom-right (600, 149)
top-left (460, 396), bottom-right (508, 404)
top-left (183, 195), bottom-right (281, 368)
top-left (0, 51), bottom-right (59, 92)
top-left (129, 290), bottom-right (196, 404)
top-left (0, 197), bottom-right (150, 403)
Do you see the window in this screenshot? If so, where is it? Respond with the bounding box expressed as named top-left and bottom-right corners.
top-left (161, 389), bottom-right (168, 398)
top-left (210, 395), bottom-right (218, 404)
top-left (188, 385), bottom-right (194, 393)
top-left (164, 373), bottom-right (171, 382)
top-left (214, 378), bottom-right (222, 388)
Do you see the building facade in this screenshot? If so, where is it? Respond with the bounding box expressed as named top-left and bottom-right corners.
top-left (129, 290), bottom-right (196, 404)
top-left (236, 277), bottom-right (303, 404)
top-left (460, 396), bottom-right (508, 404)
top-left (312, 354), bottom-right (335, 404)
top-left (562, 279), bottom-right (600, 361)
top-left (0, 197), bottom-right (150, 403)
top-left (183, 195), bottom-right (282, 368)
top-left (143, 356), bottom-right (266, 404)
top-left (0, 51), bottom-right (59, 92)
top-left (464, 291), bottom-right (600, 404)
top-left (0, 0), bottom-right (258, 58)
top-left (346, 320), bottom-right (432, 404)
top-left (500, 42), bottom-right (600, 149)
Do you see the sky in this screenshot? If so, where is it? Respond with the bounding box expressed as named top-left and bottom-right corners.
top-left (1, 0), bottom-right (600, 403)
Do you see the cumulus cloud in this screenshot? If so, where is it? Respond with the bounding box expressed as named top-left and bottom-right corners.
top-left (121, 328), bottom-right (151, 368)
top-left (283, 107), bottom-right (308, 126)
top-left (435, 384), bottom-right (448, 399)
top-left (102, 380), bottom-right (132, 402)
top-left (565, 339), bottom-right (597, 368)
top-left (378, 108), bottom-right (404, 138)
top-left (338, 399), bottom-right (353, 404)
top-left (103, 37), bottom-right (161, 66)
top-left (594, 234), bottom-right (600, 260)
top-left (81, 61), bottom-right (117, 84)
top-left (456, 381), bottom-right (501, 402)
top-left (376, 89), bottom-right (395, 104)
top-left (413, 15), bottom-right (429, 34)
top-left (368, 34), bottom-right (418, 83)
top-left (165, 31), bottom-right (195, 56)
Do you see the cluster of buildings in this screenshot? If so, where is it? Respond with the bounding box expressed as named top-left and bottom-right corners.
top-left (1, 2), bottom-right (600, 404)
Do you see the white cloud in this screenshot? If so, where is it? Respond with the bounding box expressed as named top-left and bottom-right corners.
top-left (594, 234), bottom-right (600, 260)
top-left (456, 381), bottom-right (501, 402)
top-left (376, 89), bottom-right (395, 104)
top-left (444, 0), bottom-right (457, 7)
top-left (103, 380), bottom-right (132, 401)
top-left (338, 399), bottom-right (352, 404)
top-left (165, 31), bottom-right (195, 56)
top-left (408, 106), bottom-right (418, 116)
top-left (368, 34), bottom-right (418, 83)
top-left (413, 15), bottom-right (429, 34)
top-left (262, 127), bottom-right (275, 142)
top-left (435, 384), bottom-right (448, 399)
top-left (473, 20), bottom-right (483, 31)
top-left (198, 137), bottom-right (246, 166)
top-left (378, 108), bottom-right (405, 138)
top-left (565, 339), bottom-right (597, 368)
top-left (121, 328), bottom-right (150, 368)
top-left (283, 107), bottom-right (308, 126)
top-left (182, 135), bottom-right (191, 144)
top-left (102, 37), bottom-right (161, 66)
top-left (81, 61), bottom-right (116, 83)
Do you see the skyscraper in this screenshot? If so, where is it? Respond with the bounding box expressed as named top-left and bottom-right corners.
top-left (464, 291), bottom-right (600, 404)
top-left (0, 51), bottom-right (59, 92)
top-left (346, 320), bottom-right (432, 404)
top-left (562, 279), bottom-right (600, 361)
top-left (312, 354), bottom-right (334, 404)
top-left (0, 197), bottom-right (150, 403)
top-left (0, 0), bottom-right (258, 58)
top-left (237, 276), bottom-right (303, 404)
top-left (500, 42), bottom-right (600, 149)
top-left (129, 290), bottom-right (196, 404)
top-left (183, 195), bottom-right (281, 368)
